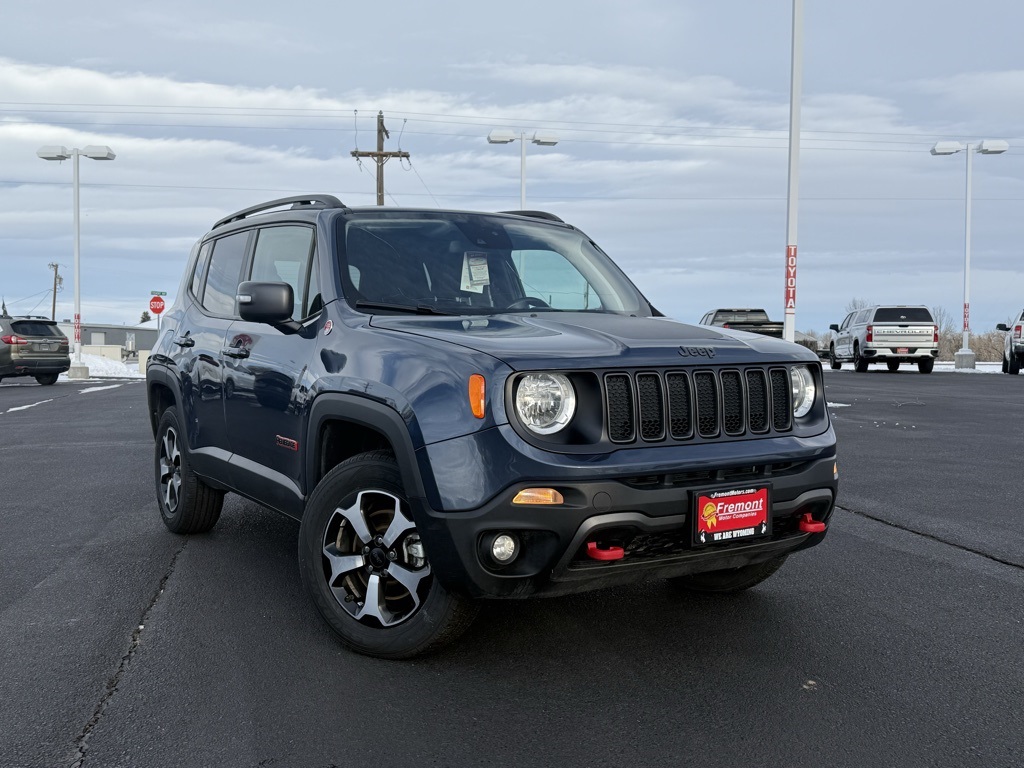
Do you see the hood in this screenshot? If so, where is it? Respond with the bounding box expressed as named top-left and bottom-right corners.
top-left (368, 312), bottom-right (815, 370)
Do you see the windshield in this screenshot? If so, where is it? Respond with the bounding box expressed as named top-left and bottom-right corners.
top-left (336, 212), bottom-right (649, 315)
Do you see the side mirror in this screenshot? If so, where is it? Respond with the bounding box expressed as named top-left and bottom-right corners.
top-left (829, 324), bottom-right (839, 332)
top-left (237, 281), bottom-right (300, 332)
top-left (997, 323), bottom-right (1009, 332)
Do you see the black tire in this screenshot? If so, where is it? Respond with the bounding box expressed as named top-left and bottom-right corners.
top-left (853, 345), bottom-right (869, 372)
top-left (1003, 355), bottom-right (1009, 373)
top-left (155, 408), bottom-right (223, 534)
top-left (1009, 355), bottom-right (1021, 375)
top-left (669, 556), bottom-right (787, 594)
top-left (829, 346), bottom-right (841, 370)
top-left (35, 373), bottom-right (59, 386)
top-left (917, 358), bottom-right (935, 374)
top-left (886, 360), bottom-right (900, 372)
top-left (298, 451), bottom-right (478, 659)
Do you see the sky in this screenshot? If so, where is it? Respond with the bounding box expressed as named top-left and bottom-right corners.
top-left (2, 0), bottom-right (1023, 336)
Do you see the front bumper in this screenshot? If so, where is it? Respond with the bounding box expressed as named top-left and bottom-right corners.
top-left (415, 447), bottom-right (838, 599)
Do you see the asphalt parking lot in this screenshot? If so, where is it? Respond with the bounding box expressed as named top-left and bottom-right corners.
top-left (1, 371), bottom-right (1021, 768)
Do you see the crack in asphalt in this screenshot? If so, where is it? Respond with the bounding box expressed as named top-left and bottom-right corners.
top-left (69, 540), bottom-right (188, 768)
top-left (839, 505), bottom-right (1023, 571)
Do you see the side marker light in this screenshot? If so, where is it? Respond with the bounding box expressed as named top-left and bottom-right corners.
top-left (512, 488), bottom-right (564, 505)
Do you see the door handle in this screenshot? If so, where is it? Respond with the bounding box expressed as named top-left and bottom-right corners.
top-left (222, 347), bottom-right (250, 359)
top-left (173, 335), bottom-right (194, 348)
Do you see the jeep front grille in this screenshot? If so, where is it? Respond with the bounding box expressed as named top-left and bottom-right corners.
top-left (603, 367), bottom-right (793, 444)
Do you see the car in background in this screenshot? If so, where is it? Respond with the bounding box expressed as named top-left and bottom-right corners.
top-left (996, 310), bottom-right (1024, 374)
top-left (699, 308), bottom-right (785, 338)
top-left (828, 305), bottom-right (938, 373)
top-left (0, 315), bottom-right (70, 385)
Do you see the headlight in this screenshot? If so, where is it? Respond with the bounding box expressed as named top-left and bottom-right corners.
top-left (514, 373), bottom-right (576, 434)
top-left (790, 365), bottom-right (816, 419)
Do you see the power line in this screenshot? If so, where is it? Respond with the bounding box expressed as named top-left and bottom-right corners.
top-left (4, 179), bottom-right (1022, 202)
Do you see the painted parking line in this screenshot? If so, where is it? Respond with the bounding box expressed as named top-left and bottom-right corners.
top-left (79, 384), bottom-right (124, 394)
top-left (4, 399), bottom-right (54, 414)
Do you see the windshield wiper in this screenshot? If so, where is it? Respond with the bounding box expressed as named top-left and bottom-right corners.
top-left (354, 300), bottom-right (452, 316)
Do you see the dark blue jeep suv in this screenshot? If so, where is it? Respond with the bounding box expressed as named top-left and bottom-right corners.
top-left (146, 195), bottom-right (838, 658)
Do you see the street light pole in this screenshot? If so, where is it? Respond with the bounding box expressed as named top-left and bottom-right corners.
top-left (962, 145), bottom-right (973, 360)
top-left (783, 0), bottom-right (804, 344)
top-left (487, 129), bottom-right (559, 209)
top-left (37, 145), bottom-right (116, 379)
top-left (930, 139), bottom-right (1008, 369)
top-left (519, 131), bottom-right (527, 209)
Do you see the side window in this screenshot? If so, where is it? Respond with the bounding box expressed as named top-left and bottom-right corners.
top-left (202, 231), bottom-right (250, 317)
top-left (511, 249), bottom-right (601, 310)
top-left (840, 312), bottom-right (853, 331)
top-left (249, 226), bottom-right (316, 320)
top-left (855, 309), bottom-right (871, 324)
top-left (190, 242), bottom-right (212, 300)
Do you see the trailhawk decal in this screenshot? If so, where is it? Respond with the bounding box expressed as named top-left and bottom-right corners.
top-left (694, 487), bottom-right (770, 546)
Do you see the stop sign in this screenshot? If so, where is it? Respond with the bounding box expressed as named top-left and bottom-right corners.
top-left (149, 296), bottom-right (166, 315)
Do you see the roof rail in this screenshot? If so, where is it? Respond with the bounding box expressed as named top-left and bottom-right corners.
top-left (213, 195), bottom-right (346, 230)
top-left (498, 210), bottom-right (565, 223)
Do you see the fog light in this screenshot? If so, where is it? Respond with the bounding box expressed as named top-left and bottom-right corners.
top-left (491, 534), bottom-right (518, 563)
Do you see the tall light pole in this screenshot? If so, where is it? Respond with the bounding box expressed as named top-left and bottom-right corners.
top-left (782, 0), bottom-right (804, 344)
top-left (487, 130), bottom-right (559, 209)
top-left (37, 145), bottom-right (116, 379)
top-left (930, 139), bottom-right (1008, 370)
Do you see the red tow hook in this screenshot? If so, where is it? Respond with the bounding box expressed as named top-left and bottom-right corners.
top-left (798, 514), bottom-right (826, 533)
top-left (586, 541), bottom-right (625, 561)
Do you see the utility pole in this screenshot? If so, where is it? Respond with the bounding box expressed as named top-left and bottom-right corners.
top-left (48, 262), bottom-right (63, 320)
top-left (351, 111), bottom-right (409, 206)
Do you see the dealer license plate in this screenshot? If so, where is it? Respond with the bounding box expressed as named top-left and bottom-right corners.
top-left (693, 486), bottom-right (771, 547)
top-left (896, 347), bottom-right (909, 354)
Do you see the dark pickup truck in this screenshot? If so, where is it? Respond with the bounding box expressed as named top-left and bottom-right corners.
top-left (700, 308), bottom-right (785, 338)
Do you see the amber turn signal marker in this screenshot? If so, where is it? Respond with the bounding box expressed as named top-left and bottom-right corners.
top-left (469, 374), bottom-right (486, 419)
top-left (512, 488), bottom-right (564, 505)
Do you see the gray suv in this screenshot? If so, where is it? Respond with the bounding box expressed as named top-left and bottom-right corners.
top-left (0, 315), bottom-right (70, 385)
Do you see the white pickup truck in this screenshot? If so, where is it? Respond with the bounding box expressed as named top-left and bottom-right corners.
top-left (997, 310), bottom-right (1024, 374)
top-left (828, 305), bottom-right (939, 373)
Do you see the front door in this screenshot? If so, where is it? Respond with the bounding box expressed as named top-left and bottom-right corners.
top-left (222, 224), bottom-right (321, 515)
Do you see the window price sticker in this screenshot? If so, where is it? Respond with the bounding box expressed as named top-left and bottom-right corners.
top-left (460, 252), bottom-right (490, 293)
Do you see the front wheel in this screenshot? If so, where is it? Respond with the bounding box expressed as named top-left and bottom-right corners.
top-left (886, 360), bottom-right (900, 372)
top-left (829, 346), bottom-right (841, 370)
top-left (669, 557), bottom-right (787, 594)
top-left (918, 358), bottom-right (934, 374)
top-left (298, 451), bottom-right (478, 659)
top-left (35, 373), bottom-right (59, 385)
top-left (155, 408), bottom-right (223, 533)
